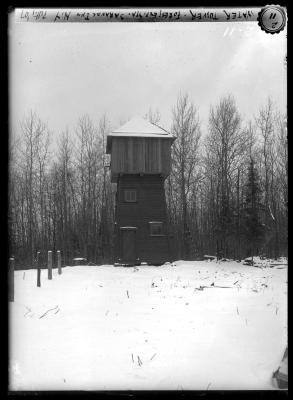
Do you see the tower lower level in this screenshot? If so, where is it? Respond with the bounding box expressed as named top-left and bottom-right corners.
top-left (114, 174), bottom-right (170, 265)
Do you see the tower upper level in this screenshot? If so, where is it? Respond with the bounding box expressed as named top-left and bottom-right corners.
top-left (106, 116), bottom-right (175, 182)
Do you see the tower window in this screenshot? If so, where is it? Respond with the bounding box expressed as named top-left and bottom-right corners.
top-left (149, 221), bottom-right (163, 236)
top-left (124, 189), bottom-right (137, 202)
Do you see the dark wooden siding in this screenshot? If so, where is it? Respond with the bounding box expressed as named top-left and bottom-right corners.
top-left (111, 137), bottom-right (172, 181)
top-left (114, 175), bottom-right (171, 264)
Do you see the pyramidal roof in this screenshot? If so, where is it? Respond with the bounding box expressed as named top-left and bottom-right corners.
top-left (106, 116), bottom-right (174, 153)
top-left (112, 116), bottom-right (171, 137)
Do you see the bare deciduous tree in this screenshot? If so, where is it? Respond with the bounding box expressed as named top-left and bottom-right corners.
top-left (205, 95), bottom-right (247, 258)
top-left (170, 93), bottom-right (201, 259)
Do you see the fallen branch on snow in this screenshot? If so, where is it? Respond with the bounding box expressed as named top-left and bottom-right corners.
top-left (39, 305), bottom-right (59, 319)
top-left (194, 284), bottom-right (233, 291)
top-left (137, 355), bottom-right (143, 366)
top-left (24, 307), bottom-right (32, 317)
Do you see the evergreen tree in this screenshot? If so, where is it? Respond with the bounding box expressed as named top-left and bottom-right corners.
top-left (243, 158), bottom-right (265, 263)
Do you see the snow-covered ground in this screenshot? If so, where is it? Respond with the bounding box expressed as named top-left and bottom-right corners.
top-left (9, 260), bottom-right (287, 391)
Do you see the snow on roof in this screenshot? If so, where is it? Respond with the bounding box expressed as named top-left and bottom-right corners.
top-left (112, 116), bottom-right (171, 137)
top-left (106, 116), bottom-right (175, 153)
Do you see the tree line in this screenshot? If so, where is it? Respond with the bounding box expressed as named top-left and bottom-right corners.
top-left (9, 94), bottom-right (287, 268)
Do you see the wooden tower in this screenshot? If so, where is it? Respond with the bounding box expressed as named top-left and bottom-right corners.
top-left (106, 116), bottom-right (175, 265)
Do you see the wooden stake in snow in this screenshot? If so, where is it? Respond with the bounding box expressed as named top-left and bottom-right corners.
top-left (48, 251), bottom-right (52, 280)
top-left (37, 251), bottom-right (41, 287)
top-left (9, 257), bottom-right (15, 302)
top-left (57, 250), bottom-right (62, 275)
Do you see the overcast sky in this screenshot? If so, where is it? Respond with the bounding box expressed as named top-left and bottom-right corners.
top-left (9, 15), bottom-right (287, 141)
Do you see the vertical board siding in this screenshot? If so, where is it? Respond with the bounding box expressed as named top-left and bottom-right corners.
top-left (111, 137), bottom-right (172, 180)
top-left (128, 138), bottom-right (133, 172)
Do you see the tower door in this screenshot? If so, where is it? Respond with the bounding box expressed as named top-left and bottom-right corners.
top-left (120, 227), bottom-right (137, 264)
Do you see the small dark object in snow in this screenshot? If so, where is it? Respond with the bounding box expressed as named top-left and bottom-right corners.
top-left (243, 259), bottom-right (254, 266)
